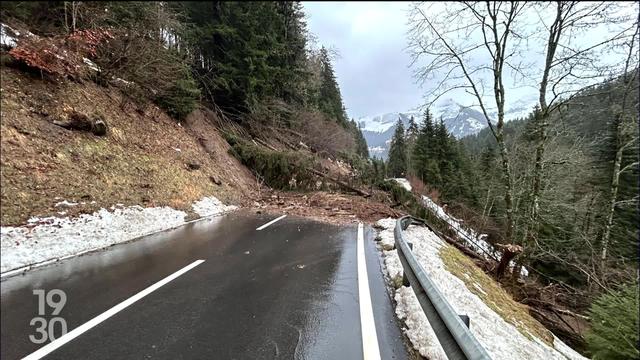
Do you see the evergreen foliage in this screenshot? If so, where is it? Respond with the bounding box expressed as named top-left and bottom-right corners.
top-left (387, 119), bottom-right (408, 177)
top-left (586, 283), bottom-right (639, 360)
top-left (155, 67), bottom-right (201, 120)
top-left (178, 1), bottom-right (309, 114)
top-left (315, 47), bottom-right (347, 124)
top-left (411, 110), bottom-right (439, 186)
top-left (447, 75), bottom-right (637, 305)
top-left (224, 133), bottom-right (315, 189)
top-left (350, 119), bottom-right (370, 158)
top-left (2, 1), bottom-right (366, 157)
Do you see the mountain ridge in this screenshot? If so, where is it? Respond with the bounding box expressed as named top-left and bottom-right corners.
top-left (358, 98), bottom-right (535, 159)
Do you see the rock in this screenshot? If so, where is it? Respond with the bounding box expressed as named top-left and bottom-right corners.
top-left (209, 176), bottom-right (222, 185)
top-left (92, 119), bottom-right (107, 136)
top-left (186, 162), bottom-right (201, 171)
top-left (53, 110), bottom-right (108, 136)
top-left (91, 112), bottom-right (108, 136)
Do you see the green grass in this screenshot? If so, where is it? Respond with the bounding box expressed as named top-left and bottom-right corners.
top-left (439, 244), bottom-right (554, 345)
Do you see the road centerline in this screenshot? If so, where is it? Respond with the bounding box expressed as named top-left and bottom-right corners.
top-left (21, 259), bottom-right (205, 360)
top-left (256, 214), bottom-right (287, 230)
top-left (357, 223), bottom-right (382, 360)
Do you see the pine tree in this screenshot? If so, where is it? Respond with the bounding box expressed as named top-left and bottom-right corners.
top-left (180, 2), bottom-right (309, 113)
top-left (406, 115), bottom-right (419, 173)
top-left (412, 109), bottom-right (440, 185)
top-left (435, 117), bottom-right (452, 189)
top-left (371, 156), bottom-right (387, 183)
top-left (316, 47), bottom-right (347, 124)
top-left (387, 119), bottom-right (408, 177)
top-left (351, 119), bottom-right (370, 158)
top-left (406, 115), bottom-right (419, 145)
top-left (586, 283), bottom-right (639, 360)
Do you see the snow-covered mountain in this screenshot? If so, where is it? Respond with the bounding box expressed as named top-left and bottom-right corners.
top-left (359, 98), bottom-right (535, 159)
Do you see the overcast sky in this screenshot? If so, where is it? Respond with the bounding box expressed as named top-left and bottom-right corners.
top-left (303, 1), bottom-right (638, 121)
top-left (304, 2), bottom-right (420, 119)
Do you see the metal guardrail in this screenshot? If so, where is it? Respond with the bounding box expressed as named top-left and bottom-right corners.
top-left (420, 200), bottom-right (501, 263)
top-left (395, 216), bottom-right (492, 360)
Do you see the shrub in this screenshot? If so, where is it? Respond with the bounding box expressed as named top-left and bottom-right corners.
top-left (586, 283), bottom-right (639, 360)
top-left (224, 134), bottom-right (316, 190)
top-left (155, 69), bottom-right (200, 120)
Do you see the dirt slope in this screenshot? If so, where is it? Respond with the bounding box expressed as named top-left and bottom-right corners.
top-left (0, 67), bottom-right (257, 226)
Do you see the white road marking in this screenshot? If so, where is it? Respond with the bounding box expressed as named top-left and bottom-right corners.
top-left (256, 214), bottom-right (287, 230)
top-left (22, 260), bottom-right (205, 360)
top-left (357, 223), bottom-right (382, 360)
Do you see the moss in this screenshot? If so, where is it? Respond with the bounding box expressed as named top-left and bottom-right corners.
top-left (439, 244), bottom-right (553, 345)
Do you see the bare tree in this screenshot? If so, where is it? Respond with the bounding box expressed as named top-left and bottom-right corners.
top-left (529, 1), bottom-right (637, 240)
top-left (409, 1), bottom-right (638, 251)
top-left (409, 1), bottom-right (529, 242)
top-left (600, 25), bottom-right (639, 263)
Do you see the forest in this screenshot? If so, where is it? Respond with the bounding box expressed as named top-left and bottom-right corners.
top-left (1, 1), bottom-right (369, 172)
top-left (384, 2), bottom-right (638, 358)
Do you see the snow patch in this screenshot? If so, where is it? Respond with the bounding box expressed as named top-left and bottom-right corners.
top-left (390, 178), bottom-right (412, 191)
top-left (192, 196), bottom-right (237, 217)
top-left (54, 200), bottom-right (78, 208)
top-left (375, 219), bottom-right (587, 360)
top-left (1, 196), bottom-right (237, 274)
top-left (82, 57), bottom-right (100, 72)
top-left (1, 23), bottom-right (18, 48)
top-left (390, 176), bottom-right (529, 278)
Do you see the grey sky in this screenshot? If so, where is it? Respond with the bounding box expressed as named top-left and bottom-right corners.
top-left (304, 2), bottom-right (421, 119)
top-left (304, 1), bottom-right (638, 120)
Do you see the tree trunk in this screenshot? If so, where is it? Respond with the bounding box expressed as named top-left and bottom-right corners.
top-left (495, 243), bottom-right (523, 278)
top-left (497, 135), bottom-right (515, 242)
top-left (308, 168), bottom-right (370, 198)
top-left (531, 110), bottom-right (548, 224)
top-left (601, 114), bottom-right (624, 262)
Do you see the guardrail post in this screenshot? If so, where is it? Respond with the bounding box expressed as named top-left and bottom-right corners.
top-left (402, 242), bottom-right (413, 287)
top-left (459, 315), bottom-right (470, 328)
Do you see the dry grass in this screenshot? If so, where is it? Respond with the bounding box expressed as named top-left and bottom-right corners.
top-left (439, 244), bottom-right (554, 345)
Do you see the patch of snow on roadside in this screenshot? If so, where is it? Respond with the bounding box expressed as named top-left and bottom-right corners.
top-left (395, 285), bottom-right (449, 360)
top-left (376, 218), bottom-right (396, 250)
top-left (374, 218), bottom-right (587, 360)
top-left (192, 196), bottom-right (237, 217)
top-left (1, 206), bottom-right (186, 273)
top-left (1, 196), bottom-right (238, 274)
top-left (551, 335), bottom-right (588, 360)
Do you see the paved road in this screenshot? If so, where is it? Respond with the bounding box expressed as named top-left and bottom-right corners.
top-left (1, 211), bottom-right (412, 359)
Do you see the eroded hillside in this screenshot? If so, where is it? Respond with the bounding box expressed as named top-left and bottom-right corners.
top-left (0, 67), bottom-right (257, 226)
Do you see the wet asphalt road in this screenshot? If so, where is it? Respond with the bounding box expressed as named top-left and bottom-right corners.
top-left (1, 211), bottom-right (412, 359)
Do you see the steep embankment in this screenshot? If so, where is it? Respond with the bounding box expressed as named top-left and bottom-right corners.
top-left (0, 67), bottom-right (257, 227)
top-left (375, 218), bottom-right (586, 360)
